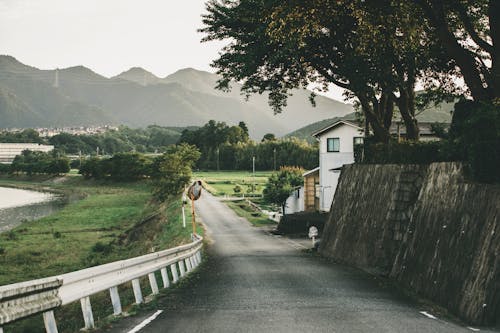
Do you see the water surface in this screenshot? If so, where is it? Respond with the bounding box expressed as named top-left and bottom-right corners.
top-left (0, 186), bottom-right (65, 232)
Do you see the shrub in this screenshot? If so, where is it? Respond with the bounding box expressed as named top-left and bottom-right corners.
top-left (0, 163), bottom-right (10, 174)
top-left (357, 140), bottom-right (445, 164)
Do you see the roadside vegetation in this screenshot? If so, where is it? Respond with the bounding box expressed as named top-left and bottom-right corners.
top-left (0, 143), bottom-right (203, 332)
top-left (225, 200), bottom-right (275, 227)
top-left (194, 170), bottom-right (272, 197)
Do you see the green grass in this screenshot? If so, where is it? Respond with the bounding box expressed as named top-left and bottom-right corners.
top-left (225, 200), bottom-right (276, 227)
top-left (0, 176), bottom-right (196, 285)
top-left (194, 170), bottom-right (272, 196)
top-left (0, 175), bottom-right (204, 333)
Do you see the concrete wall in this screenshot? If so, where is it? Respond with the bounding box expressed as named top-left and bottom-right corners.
top-left (319, 162), bottom-right (499, 325)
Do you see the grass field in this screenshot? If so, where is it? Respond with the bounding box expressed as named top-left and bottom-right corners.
top-left (0, 176), bottom-right (196, 285)
top-left (0, 175), bottom-right (200, 332)
top-left (193, 170), bottom-right (273, 196)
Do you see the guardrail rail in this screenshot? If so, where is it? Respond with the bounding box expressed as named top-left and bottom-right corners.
top-left (0, 234), bottom-right (203, 333)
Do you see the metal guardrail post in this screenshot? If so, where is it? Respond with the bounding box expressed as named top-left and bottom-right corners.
top-left (80, 296), bottom-right (95, 329)
top-left (179, 261), bottom-right (186, 277)
top-left (43, 310), bottom-right (58, 333)
top-left (170, 264), bottom-right (179, 283)
top-left (109, 286), bottom-right (122, 316)
top-left (132, 279), bottom-right (143, 304)
top-left (160, 268), bottom-right (170, 288)
top-left (190, 256), bottom-right (197, 268)
top-left (148, 273), bottom-right (159, 295)
top-left (196, 251), bottom-right (202, 263)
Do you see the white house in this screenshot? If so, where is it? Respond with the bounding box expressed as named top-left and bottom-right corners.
top-left (0, 143), bottom-right (54, 164)
top-left (311, 116), bottom-right (364, 211)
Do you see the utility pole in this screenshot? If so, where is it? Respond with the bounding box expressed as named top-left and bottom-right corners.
top-left (273, 148), bottom-right (276, 171)
top-left (53, 68), bottom-right (59, 88)
top-left (252, 156), bottom-right (255, 194)
top-left (216, 147), bottom-right (220, 171)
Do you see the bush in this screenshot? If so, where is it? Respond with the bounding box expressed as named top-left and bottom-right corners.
top-left (0, 163), bottom-right (10, 174)
top-left (357, 101), bottom-right (499, 183)
top-left (357, 140), bottom-right (445, 164)
top-left (277, 211), bottom-right (329, 235)
top-left (449, 101), bottom-right (500, 183)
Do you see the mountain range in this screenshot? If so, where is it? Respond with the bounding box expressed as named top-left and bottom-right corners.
top-left (0, 55), bottom-right (354, 139)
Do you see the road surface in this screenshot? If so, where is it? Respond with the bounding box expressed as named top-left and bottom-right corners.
top-left (105, 193), bottom-right (493, 333)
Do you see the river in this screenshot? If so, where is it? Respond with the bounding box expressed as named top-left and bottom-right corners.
top-left (0, 186), bottom-right (67, 233)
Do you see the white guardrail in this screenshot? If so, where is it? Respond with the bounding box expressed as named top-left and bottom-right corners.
top-left (0, 234), bottom-right (203, 333)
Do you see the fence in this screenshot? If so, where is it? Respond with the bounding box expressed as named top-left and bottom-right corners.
top-left (0, 234), bottom-right (203, 333)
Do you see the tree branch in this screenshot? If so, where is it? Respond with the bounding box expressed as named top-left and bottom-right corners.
top-left (455, 1), bottom-right (493, 54)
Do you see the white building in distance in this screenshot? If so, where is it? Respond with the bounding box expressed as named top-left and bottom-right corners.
top-left (312, 117), bottom-right (364, 211)
top-left (0, 143), bottom-right (54, 164)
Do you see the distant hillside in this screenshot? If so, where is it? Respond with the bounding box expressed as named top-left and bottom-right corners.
top-left (0, 55), bottom-right (353, 139)
top-left (112, 67), bottom-right (161, 86)
top-left (285, 105), bottom-right (453, 143)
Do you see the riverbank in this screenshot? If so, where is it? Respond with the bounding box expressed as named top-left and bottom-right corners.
top-left (0, 174), bottom-right (198, 332)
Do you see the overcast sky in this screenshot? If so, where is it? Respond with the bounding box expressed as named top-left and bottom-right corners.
top-left (0, 0), bottom-right (345, 100)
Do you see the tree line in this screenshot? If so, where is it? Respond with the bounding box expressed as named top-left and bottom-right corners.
top-left (0, 125), bottom-right (191, 155)
top-left (79, 144), bottom-right (201, 201)
top-left (1, 150), bottom-right (70, 175)
top-left (179, 120), bottom-right (318, 170)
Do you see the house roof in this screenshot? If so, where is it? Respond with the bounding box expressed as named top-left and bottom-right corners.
top-left (303, 167), bottom-right (320, 177)
top-left (311, 113), bottom-right (362, 138)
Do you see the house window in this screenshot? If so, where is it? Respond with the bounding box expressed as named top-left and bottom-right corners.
top-left (327, 138), bottom-right (340, 152)
top-left (353, 137), bottom-right (364, 146)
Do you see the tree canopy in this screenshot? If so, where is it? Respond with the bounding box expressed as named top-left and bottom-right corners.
top-left (201, 0), bottom-right (496, 143)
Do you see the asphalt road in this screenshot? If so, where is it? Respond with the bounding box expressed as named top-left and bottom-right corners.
top-left (105, 192), bottom-right (493, 333)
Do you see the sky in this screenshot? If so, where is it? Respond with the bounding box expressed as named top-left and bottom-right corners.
top-left (0, 0), bottom-right (346, 101)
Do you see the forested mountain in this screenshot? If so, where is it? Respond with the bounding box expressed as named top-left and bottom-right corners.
top-left (0, 55), bottom-right (353, 138)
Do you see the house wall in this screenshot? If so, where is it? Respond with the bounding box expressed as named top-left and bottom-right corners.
top-left (317, 124), bottom-right (363, 211)
top-left (285, 187), bottom-right (304, 214)
top-left (304, 172), bottom-right (319, 211)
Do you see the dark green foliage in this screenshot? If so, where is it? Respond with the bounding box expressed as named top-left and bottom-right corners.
top-left (107, 153), bottom-right (152, 181)
top-left (46, 126), bottom-right (189, 155)
top-left (358, 141), bottom-right (445, 165)
top-left (0, 129), bottom-right (44, 143)
top-left (0, 163), bottom-right (10, 174)
top-left (277, 211), bottom-right (328, 235)
top-left (357, 101), bottom-right (499, 183)
top-left (263, 166), bottom-right (304, 214)
top-left (79, 154), bottom-right (152, 181)
top-left (10, 150), bottom-right (70, 175)
top-left (180, 120), bottom-right (318, 170)
top-left (0, 126), bottom-right (190, 156)
top-left (448, 101), bottom-right (500, 183)
top-left (261, 133), bottom-right (276, 142)
top-left (152, 144), bottom-right (201, 201)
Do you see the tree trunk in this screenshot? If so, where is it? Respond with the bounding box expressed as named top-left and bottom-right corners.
top-left (415, 0), bottom-right (493, 102)
top-left (359, 95), bottom-right (391, 144)
top-left (396, 89), bottom-right (420, 141)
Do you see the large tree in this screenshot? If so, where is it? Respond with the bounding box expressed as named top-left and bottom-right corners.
top-left (201, 0), bottom-right (452, 142)
top-left (411, 0), bottom-right (499, 103)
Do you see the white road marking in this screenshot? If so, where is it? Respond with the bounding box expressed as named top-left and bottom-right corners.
top-left (127, 310), bottom-right (163, 333)
top-left (467, 327), bottom-right (480, 332)
top-left (419, 311), bottom-right (438, 320)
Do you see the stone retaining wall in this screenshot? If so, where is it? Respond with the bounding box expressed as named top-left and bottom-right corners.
top-left (319, 162), bottom-right (499, 325)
